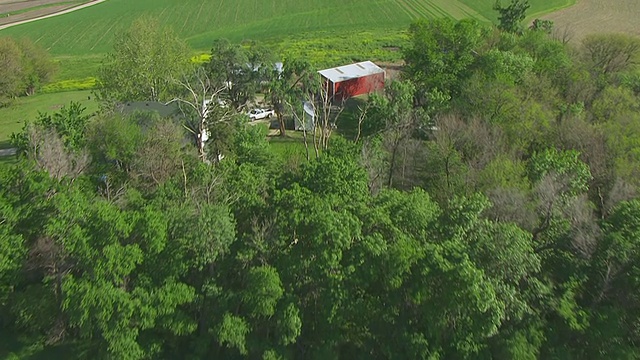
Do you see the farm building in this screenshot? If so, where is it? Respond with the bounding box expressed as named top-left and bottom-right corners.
top-left (295, 101), bottom-right (316, 131)
top-left (318, 61), bottom-right (385, 101)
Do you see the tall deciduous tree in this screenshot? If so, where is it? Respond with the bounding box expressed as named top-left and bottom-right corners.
top-left (266, 58), bottom-right (316, 137)
top-left (494, 0), bottom-right (530, 34)
top-left (404, 18), bottom-right (487, 109)
top-left (0, 37), bottom-right (23, 104)
top-left (363, 80), bottom-right (425, 188)
top-left (171, 66), bottom-right (232, 162)
top-left (97, 16), bottom-right (189, 104)
top-left (582, 34), bottom-right (640, 76)
top-left (205, 39), bottom-right (273, 111)
top-left (17, 38), bottom-right (57, 96)
top-left (0, 37), bottom-right (56, 104)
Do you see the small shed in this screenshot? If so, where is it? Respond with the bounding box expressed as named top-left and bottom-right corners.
top-left (318, 61), bottom-right (385, 101)
top-left (295, 101), bottom-right (315, 131)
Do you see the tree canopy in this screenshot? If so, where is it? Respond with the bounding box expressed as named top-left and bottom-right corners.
top-left (0, 37), bottom-right (56, 105)
top-left (3, 13), bottom-right (640, 360)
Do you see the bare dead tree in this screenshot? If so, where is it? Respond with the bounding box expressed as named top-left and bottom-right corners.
top-left (583, 33), bottom-right (640, 75)
top-left (604, 177), bottom-right (637, 216)
top-left (25, 124), bottom-right (90, 182)
top-left (428, 114), bottom-right (471, 193)
top-left (383, 108), bottom-right (421, 188)
top-left (183, 165), bottom-right (228, 211)
top-left (354, 101), bottom-right (372, 143)
top-left (563, 194), bottom-right (600, 259)
top-left (170, 67), bottom-right (232, 162)
top-left (248, 217), bottom-right (277, 265)
top-left (316, 83), bottom-right (346, 153)
top-left (551, 115), bottom-right (614, 216)
top-left (98, 176), bottom-right (128, 204)
top-left (594, 260), bottom-right (616, 305)
top-left (28, 235), bottom-right (74, 344)
top-left (552, 25), bottom-right (574, 45)
top-left (360, 137), bottom-right (388, 195)
top-left (485, 187), bottom-right (537, 231)
top-left (131, 120), bottom-right (186, 188)
top-left (465, 117), bottom-right (505, 170)
top-left (532, 172), bottom-right (570, 243)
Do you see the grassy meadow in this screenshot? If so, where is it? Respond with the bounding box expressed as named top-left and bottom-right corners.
top-left (0, 90), bottom-right (99, 141)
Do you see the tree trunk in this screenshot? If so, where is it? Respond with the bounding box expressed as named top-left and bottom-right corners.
top-left (277, 112), bottom-right (286, 137)
top-left (388, 136), bottom-right (400, 188)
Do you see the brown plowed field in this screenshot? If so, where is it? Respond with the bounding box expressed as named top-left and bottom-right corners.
top-left (542, 0), bottom-right (640, 42)
top-left (0, 0), bottom-right (78, 13)
top-left (0, 0), bottom-right (86, 26)
top-left (0, 4), bottom-right (79, 25)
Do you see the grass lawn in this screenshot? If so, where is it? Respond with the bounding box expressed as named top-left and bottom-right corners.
top-left (0, 90), bottom-right (99, 142)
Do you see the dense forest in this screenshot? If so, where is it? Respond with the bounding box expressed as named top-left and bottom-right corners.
top-left (2, 4), bottom-right (640, 359)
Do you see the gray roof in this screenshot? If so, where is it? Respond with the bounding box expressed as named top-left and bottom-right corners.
top-left (117, 102), bottom-right (180, 118)
top-left (318, 61), bottom-right (384, 83)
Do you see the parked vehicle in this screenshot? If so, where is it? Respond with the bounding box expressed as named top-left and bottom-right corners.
top-left (247, 108), bottom-right (275, 121)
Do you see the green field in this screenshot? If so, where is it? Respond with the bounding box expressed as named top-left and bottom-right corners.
top-left (0, 90), bottom-right (98, 141)
top-left (0, 0), bottom-right (572, 56)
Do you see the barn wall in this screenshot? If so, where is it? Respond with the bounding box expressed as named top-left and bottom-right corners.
top-left (334, 72), bottom-right (385, 101)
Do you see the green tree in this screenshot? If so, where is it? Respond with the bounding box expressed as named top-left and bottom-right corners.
top-left (477, 49), bottom-right (534, 85)
top-left (362, 80), bottom-right (426, 188)
top-left (528, 148), bottom-right (592, 196)
top-left (0, 37), bottom-right (24, 104)
top-left (404, 18), bottom-right (487, 107)
top-left (0, 37), bottom-right (56, 104)
top-left (530, 18), bottom-right (554, 34)
top-left (206, 39), bottom-right (274, 110)
top-left (12, 101), bottom-right (91, 154)
top-left (583, 200), bottom-right (640, 358)
top-left (0, 190), bottom-right (25, 308)
top-left (266, 58), bottom-right (317, 137)
top-left (17, 37), bottom-right (57, 96)
top-left (494, 0), bottom-right (531, 34)
top-left (97, 16), bottom-right (189, 103)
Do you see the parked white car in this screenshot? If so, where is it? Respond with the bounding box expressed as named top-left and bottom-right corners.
top-left (247, 108), bottom-right (275, 121)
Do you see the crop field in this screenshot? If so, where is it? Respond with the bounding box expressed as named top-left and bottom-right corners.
top-left (0, 0), bottom-right (572, 56)
top-left (542, 0), bottom-right (640, 41)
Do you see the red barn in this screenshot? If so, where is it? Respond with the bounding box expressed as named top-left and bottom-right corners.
top-left (318, 61), bottom-right (385, 101)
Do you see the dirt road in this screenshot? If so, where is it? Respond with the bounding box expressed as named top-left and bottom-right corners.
top-left (0, 148), bottom-right (16, 157)
top-left (0, 0), bottom-right (106, 30)
top-left (0, 0), bottom-right (81, 14)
